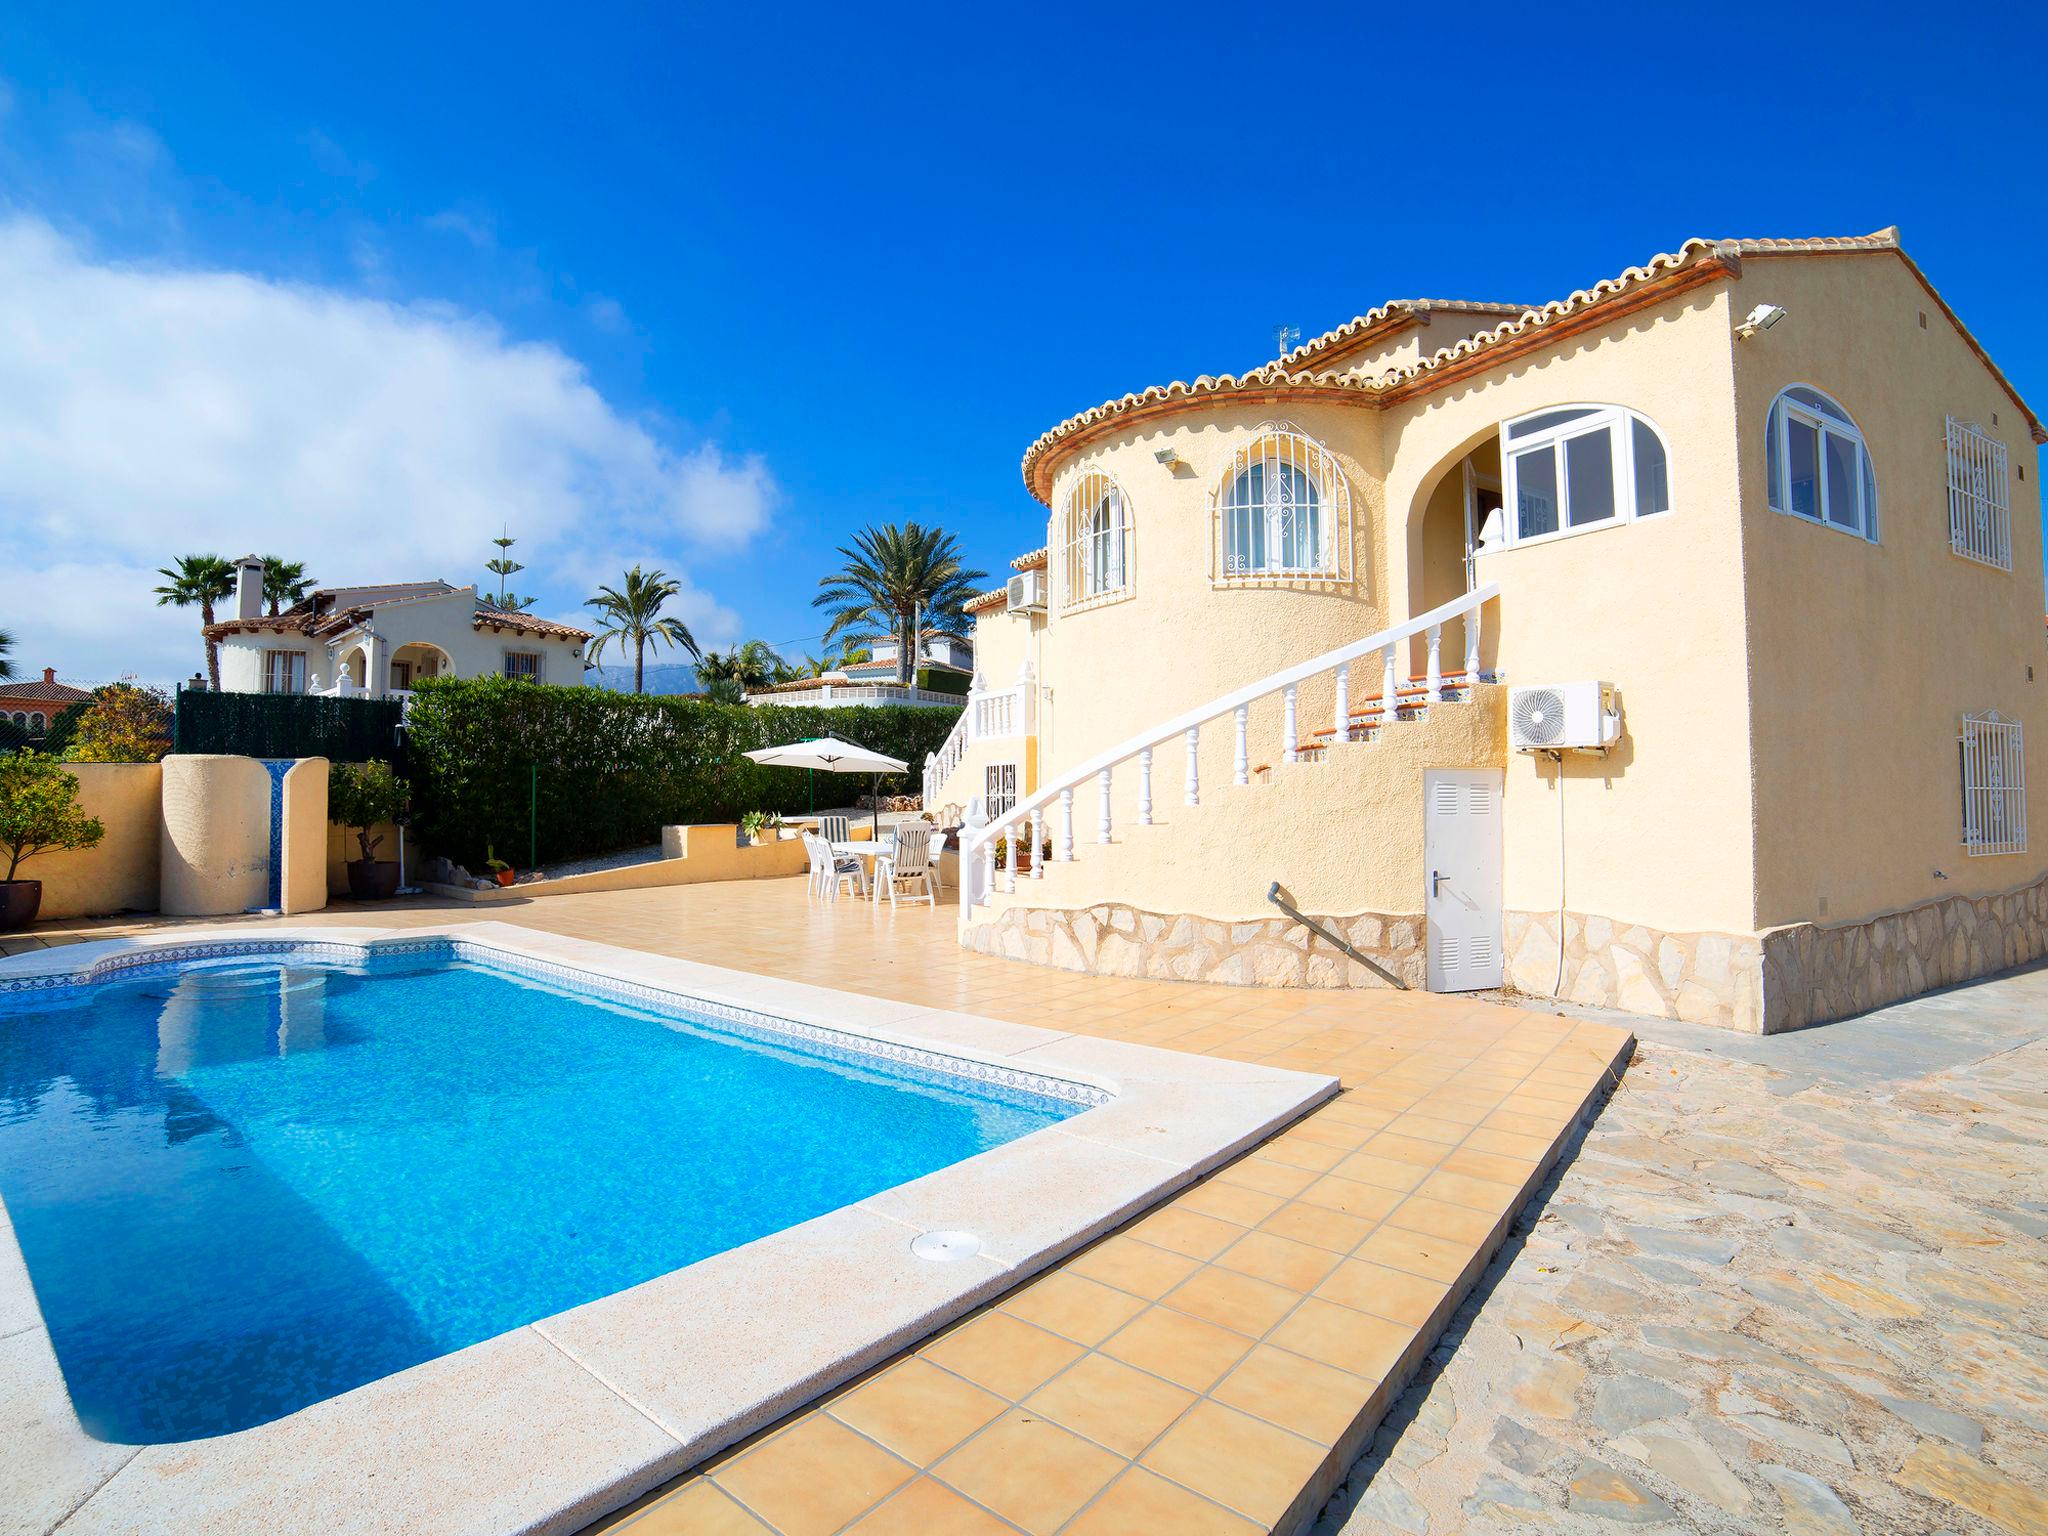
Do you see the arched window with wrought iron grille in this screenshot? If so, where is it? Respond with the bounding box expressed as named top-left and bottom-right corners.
top-left (1057, 467), bottom-right (1131, 611)
top-left (1213, 423), bottom-right (1352, 582)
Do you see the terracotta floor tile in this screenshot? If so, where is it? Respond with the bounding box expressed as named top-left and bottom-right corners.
top-left (1064, 1235), bottom-right (1203, 1300)
top-left (842, 1477), bottom-right (1016, 1534)
top-left (1161, 1264), bottom-right (1300, 1337)
top-left (1172, 1177), bottom-right (1287, 1227)
top-left (1062, 1468), bottom-right (1261, 1536)
top-left (1125, 1204), bottom-right (1243, 1261)
top-left (1213, 1156), bottom-right (1320, 1199)
top-left (1213, 1230), bottom-right (1344, 1292)
top-left (1023, 1351), bottom-right (1196, 1458)
top-left (1000, 1270), bottom-right (1151, 1347)
top-left (712, 1415), bottom-right (914, 1536)
top-left (1360, 1130), bottom-right (1454, 1168)
top-left (922, 1311), bottom-right (1087, 1400)
top-left (1415, 1167), bottom-right (1525, 1215)
top-left (1296, 1173), bottom-right (1405, 1223)
top-left (1355, 1225), bottom-right (1473, 1285)
top-left (1257, 1136), bottom-right (1350, 1174)
top-left (1139, 1400), bottom-right (1328, 1527)
top-left (1440, 1145), bottom-right (1541, 1186)
top-left (829, 1357), bottom-right (1008, 1466)
top-left (1328, 1152), bottom-right (1428, 1193)
top-left (1101, 1304), bottom-right (1256, 1391)
top-left (1265, 1297), bottom-right (1411, 1382)
top-left (931, 1409), bottom-right (1123, 1535)
top-left (1314, 1258), bottom-right (1452, 1328)
top-left (1463, 1125), bottom-right (1557, 1161)
top-left (1211, 1343), bottom-right (1378, 1446)
top-left (608, 1480), bottom-right (772, 1536)
top-left (1385, 1194), bottom-right (1501, 1246)
top-left (1257, 1198), bottom-right (1379, 1255)
top-left (1382, 1112), bottom-right (1471, 1146)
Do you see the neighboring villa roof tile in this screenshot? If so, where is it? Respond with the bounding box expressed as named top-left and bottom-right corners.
top-left (1010, 547), bottom-right (1048, 571)
top-left (205, 584), bottom-right (592, 643)
top-left (1017, 226), bottom-right (2043, 502)
top-left (0, 678), bottom-right (92, 702)
top-left (964, 588), bottom-right (1008, 614)
top-left (470, 610), bottom-right (593, 641)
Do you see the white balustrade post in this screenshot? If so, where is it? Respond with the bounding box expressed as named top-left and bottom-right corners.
top-left (1283, 683), bottom-right (1299, 763)
top-left (1463, 602), bottom-right (1482, 681)
top-left (982, 838), bottom-right (996, 902)
top-left (1059, 788), bottom-right (1075, 860)
top-left (1138, 747), bottom-right (1153, 825)
top-left (1426, 625), bottom-right (1444, 704)
top-left (1029, 808), bottom-right (1045, 878)
top-left (1334, 661), bottom-right (1351, 744)
top-left (1097, 769), bottom-right (1112, 843)
top-left (1184, 727), bottom-right (1200, 806)
top-left (1233, 706), bottom-right (1249, 785)
top-left (1382, 643), bottom-right (1398, 726)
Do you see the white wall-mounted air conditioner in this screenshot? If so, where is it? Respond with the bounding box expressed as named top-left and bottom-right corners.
top-left (1006, 570), bottom-right (1048, 614)
top-left (1509, 682), bottom-right (1621, 753)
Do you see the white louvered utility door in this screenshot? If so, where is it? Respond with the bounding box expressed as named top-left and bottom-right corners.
top-left (1424, 769), bottom-right (1504, 992)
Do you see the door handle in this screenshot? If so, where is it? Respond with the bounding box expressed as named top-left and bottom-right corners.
top-left (1430, 869), bottom-right (1446, 897)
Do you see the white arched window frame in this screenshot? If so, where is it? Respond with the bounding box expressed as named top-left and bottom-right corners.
top-left (30, 712), bottom-right (46, 731)
top-left (1765, 385), bottom-right (1878, 542)
top-left (1212, 422), bottom-right (1354, 583)
top-left (1497, 404), bottom-right (1672, 548)
top-left (1057, 467), bottom-right (1132, 612)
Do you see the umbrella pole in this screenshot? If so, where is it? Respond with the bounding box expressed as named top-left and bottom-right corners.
top-left (870, 773), bottom-right (880, 838)
top-left (808, 768), bottom-right (814, 814)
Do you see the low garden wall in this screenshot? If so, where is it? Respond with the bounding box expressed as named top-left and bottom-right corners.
top-left (23, 762), bottom-right (163, 920)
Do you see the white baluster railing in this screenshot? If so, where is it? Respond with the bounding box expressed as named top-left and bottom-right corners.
top-left (959, 584), bottom-right (1500, 917)
top-left (924, 704), bottom-right (973, 808)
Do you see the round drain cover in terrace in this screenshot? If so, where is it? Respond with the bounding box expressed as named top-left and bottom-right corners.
top-left (911, 1230), bottom-right (982, 1262)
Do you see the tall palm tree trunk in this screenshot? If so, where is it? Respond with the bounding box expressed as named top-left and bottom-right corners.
top-left (634, 637), bottom-right (645, 694)
top-left (202, 599), bottom-right (220, 690)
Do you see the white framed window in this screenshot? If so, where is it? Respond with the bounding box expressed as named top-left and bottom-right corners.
top-left (1765, 386), bottom-right (1878, 541)
top-left (1498, 404), bottom-right (1671, 547)
top-left (1946, 417), bottom-right (2011, 570)
top-left (262, 650), bottom-right (306, 694)
top-left (985, 762), bottom-right (1018, 820)
top-left (1961, 712), bottom-right (2026, 856)
top-left (504, 651), bottom-right (542, 681)
top-left (1213, 422), bottom-right (1353, 583)
top-left (1057, 468), bottom-right (1132, 611)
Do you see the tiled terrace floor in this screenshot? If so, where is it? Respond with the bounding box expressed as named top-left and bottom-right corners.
top-left (8, 881), bottom-right (1633, 1535)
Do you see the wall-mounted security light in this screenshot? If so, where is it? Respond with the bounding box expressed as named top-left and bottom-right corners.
top-left (1154, 448), bottom-right (1180, 466)
top-left (1735, 303), bottom-right (1786, 340)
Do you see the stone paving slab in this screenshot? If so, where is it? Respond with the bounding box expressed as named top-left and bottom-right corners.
top-left (1317, 964), bottom-right (2048, 1536)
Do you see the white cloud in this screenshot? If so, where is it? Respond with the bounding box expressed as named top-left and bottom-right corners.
top-left (0, 216), bottom-right (775, 682)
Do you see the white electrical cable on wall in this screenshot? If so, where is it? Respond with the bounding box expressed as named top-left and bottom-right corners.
top-left (1552, 751), bottom-right (1568, 997)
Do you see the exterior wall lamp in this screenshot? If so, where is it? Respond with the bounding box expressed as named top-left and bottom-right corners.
top-left (1735, 303), bottom-right (1787, 340)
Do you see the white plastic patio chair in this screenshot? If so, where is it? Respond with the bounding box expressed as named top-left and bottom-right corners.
top-left (800, 832), bottom-right (830, 899)
top-left (874, 824), bottom-right (937, 908)
top-left (819, 814), bottom-right (851, 846)
top-left (808, 830), bottom-right (867, 901)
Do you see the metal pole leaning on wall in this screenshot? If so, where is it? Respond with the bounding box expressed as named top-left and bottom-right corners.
top-left (530, 762), bottom-right (538, 872)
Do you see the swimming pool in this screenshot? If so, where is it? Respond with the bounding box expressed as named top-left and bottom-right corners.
top-left (0, 942), bottom-right (1088, 1443)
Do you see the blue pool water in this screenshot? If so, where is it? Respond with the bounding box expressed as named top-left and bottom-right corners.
top-left (0, 951), bottom-right (1080, 1443)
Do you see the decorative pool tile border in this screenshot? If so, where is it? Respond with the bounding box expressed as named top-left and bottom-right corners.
top-left (0, 934), bottom-right (1109, 1110)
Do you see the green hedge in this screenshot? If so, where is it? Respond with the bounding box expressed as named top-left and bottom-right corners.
top-left (175, 690), bottom-right (406, 763)
top-left (402, 676), bottom-right (962, 869)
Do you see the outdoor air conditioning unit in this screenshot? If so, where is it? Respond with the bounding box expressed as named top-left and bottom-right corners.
top-left (1509, 682), bottom-right (1621, 753)
top-left (1006, 570), bottom-right (1048, 614)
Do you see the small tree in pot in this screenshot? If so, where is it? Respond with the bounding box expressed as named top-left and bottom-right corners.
top-left (329, 759), bottom-right (408, 901)
top-left (0, 753), bottom-right (105, 929)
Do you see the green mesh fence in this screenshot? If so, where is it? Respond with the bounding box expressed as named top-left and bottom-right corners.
top-left (172, 691), bottom-right (406, 763)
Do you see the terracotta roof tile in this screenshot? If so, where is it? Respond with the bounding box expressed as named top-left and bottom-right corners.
top-left (964, 589), bottom-right (1008, 614)
top-left (1010, 547), bottom-right (1049, 572)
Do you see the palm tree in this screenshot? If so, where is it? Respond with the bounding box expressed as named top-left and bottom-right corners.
top-left (262, 557), bottom-right (316, 616)
top-left (154, 555), bottom-right (236, 689)
top-left (0, 628), bottom-right (13, 681)
top-left (813, 523), bottom-right (986, 685)
top-left (697, 640), bottom-right (783, 701)
top-left (584, 565), bottom-right (701, 693)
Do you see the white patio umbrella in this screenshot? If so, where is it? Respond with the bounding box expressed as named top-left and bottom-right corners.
top-left (742, 735), bottom-right (908, 837)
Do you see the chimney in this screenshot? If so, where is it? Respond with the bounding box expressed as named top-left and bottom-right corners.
top-left (43, 667), bottom-right (56, 685)
top-left (236, 554), bottom-right (266, 620)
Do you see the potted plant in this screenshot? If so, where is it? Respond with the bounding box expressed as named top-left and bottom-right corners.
top-left (329, 759), bottom-right (407, 901)
top-left (739, 810), bottom-right (782, 846)
top-left (0, 752), bottom-right (105, 930)
top-left (484, 844), bottom-right (516, 887)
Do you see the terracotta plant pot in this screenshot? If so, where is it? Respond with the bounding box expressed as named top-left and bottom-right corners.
top-left (494, 869), bottom-right (517, 887)
top-left (0, 880), bottom-right (42, 931)
top-left (346, 860), bottom-right (401, 901)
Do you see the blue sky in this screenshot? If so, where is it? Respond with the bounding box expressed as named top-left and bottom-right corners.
top-left (3, 3), bottom-right (2044, 684)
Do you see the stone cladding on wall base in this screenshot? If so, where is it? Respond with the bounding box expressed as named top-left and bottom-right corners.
top-left (961, 904), bottom-right (1424, 989)
top-left (1504, 910), bottom-right (1764, 1032)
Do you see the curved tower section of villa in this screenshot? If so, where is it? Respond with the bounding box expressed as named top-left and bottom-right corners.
top-left (936, 230), bottom-right (2048, 1034)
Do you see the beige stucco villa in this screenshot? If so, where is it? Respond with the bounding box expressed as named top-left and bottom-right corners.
top-left (929, 229), bottom-right (2046, 1034)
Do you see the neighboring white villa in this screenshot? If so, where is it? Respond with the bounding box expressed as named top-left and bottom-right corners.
top-left (746, 631), bottom-right (972, 709)
top-left (206, 555), bottom-right (591, 698)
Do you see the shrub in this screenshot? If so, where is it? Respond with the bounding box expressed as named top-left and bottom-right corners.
top-left (0, 752), bottom-right (106, 881)
top-left (329, 759), bottom-right (408, 862)
top-left (66, 683), bottom-right (174, 763)
top-left (401, 676), bottom-right (962, 869)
